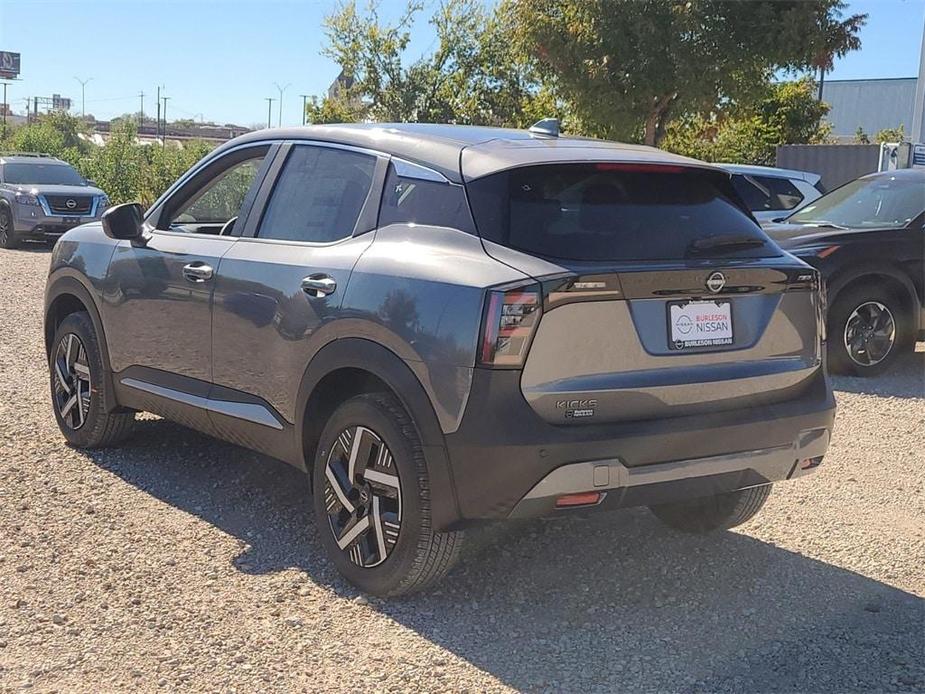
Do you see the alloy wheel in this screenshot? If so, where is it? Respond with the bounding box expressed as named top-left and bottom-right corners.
top-left (843, 301), bottom-right (895, 367)
top-left (52, 333), bottom-right (92, 430)
top-left (0, 209), bottom-right (10, 246)
top-left (322, 425), bottom-right (402, 568)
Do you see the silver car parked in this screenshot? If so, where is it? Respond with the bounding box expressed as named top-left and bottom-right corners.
top-left (720, 163), bottom-right (823, 223)
top-left (0, 153), bottom-right (109, 248)
top-left (43, 123), bottom-right (835, 596)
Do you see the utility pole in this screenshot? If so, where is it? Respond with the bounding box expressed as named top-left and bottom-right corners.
top-left (73, 76), bottom-right (92, 117)
top-left (161, 96), bottom-right (170, 140)
top-left (300, 94), bottom-right (309, 125)
top-left (139, 91), bottom-right (145, 129)
top-left (273, 82), bottom-right (290, 127)
top-left (265, 97), bottom-right (275, 129)
top-left (1, 82), bottom-right (9, 139)
top-left (156, 86), bottom-right (161, 141)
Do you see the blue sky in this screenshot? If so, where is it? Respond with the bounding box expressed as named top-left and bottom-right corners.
top-left (0, 0), bottom-right (921, 127)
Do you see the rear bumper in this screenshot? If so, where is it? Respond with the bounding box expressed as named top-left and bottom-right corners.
top-left (443, 367), bottom-right (835, 522)
top-left (509, 426), bottom-right (828, 518)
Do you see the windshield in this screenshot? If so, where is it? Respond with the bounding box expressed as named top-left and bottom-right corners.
top-left (2, 162), bottom-right (86, 186)
top-left (467, 164), bottom-right (778, 262)
top-left (787, 175), bottom-right (923, 229)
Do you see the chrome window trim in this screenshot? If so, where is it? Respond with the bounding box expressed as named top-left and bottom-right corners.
top-left (391, 157), bottom-right (450, 184)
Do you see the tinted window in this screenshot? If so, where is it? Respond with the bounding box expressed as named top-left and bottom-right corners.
top-left (379, 163), bottom-right (475, 232)
top-left (3, 162), bottom-right (85, 186)
top-left (733, 174), bottom-right (804, 212)
top-left (731, 175), bottom-right (772, 210)
top-left (258, 146), bottom-right (375, 243)
top-left (788, 175), bottom-right (924, 229)
top-left (467, 164), bottom-right (776, 262)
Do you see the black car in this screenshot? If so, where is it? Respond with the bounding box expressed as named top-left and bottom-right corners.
top-left (766, 169), bottom-right (924, 376)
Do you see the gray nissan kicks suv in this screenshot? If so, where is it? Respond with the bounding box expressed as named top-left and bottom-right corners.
top-left (44, 123), bottom-right (835, 596)
top-left (1, 153), bottom-right (109, 248)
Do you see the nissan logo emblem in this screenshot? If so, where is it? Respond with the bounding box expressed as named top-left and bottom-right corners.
top-left (706, 272), bottom-right (726, 294)
top-left (65, 199), bottom-right (77, 210)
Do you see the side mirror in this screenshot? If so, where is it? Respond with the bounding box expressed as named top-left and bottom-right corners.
top-left (102, 203), bottom-right (145, 240)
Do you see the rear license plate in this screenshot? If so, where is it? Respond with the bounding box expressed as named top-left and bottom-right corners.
top-left (668, 300), bottom-right (733, 350)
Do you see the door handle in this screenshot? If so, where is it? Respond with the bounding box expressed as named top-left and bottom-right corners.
top-left (301, 274), bottom-right (337, 298)
top-left (182, 262), bottom-right (214, 283)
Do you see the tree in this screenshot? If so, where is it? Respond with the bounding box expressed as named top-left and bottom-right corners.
top-left (306, 0), bottom-right (551, 127)
top-left (507, 0), bottom-right (865, 145)
top-left (662, 79), bottom-right (832, 165)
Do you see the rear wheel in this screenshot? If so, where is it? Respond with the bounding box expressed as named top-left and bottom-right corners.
top-left (312, 392), bottom-right (463, 597)
top-left (0, 206), bottom-right (18, 249)
top-left (50, 312), bottom-right (134, 448)
top-left (649, 485), bottom-right (771, 533)
top-left (827, 284), bottom-right (911, 376)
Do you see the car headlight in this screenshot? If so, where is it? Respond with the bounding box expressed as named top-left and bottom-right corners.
top-left (97, 195), bottom-right (110, 212)
top-left (14, 192), bottom-right (41, 207)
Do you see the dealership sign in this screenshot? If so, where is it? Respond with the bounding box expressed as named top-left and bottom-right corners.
top-left (0, 52), bottom-right (21, 79)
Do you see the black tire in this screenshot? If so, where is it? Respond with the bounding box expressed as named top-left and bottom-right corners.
top-left (49, 312), bottom-right (134, 448)
top-left (649, 485), bottom-right (771, 534)
top-left (827, 284), bottom-right (912, 376)
top-left (0, 205), bottom-right (18, 249)
top-left (312, 392), bottom-right (463, 597)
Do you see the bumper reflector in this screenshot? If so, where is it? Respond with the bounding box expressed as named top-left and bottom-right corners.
top-left (555, 492), bottom-right (603, 508)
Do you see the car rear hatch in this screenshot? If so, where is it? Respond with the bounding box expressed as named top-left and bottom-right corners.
top-left (466, 161), bottom-right (824, 426)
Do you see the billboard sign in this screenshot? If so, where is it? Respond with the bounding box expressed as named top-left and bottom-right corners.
top-left (0, 52), bottom-right (21, 79)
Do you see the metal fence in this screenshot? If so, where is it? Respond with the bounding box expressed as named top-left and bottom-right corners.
top-left (776, 144), bottom-right (881, 191)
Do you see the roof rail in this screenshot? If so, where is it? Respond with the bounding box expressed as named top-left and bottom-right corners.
top-left (528, 118), bottom-right (560, 138)
top-left (0, 151), bottom-right (59, 158)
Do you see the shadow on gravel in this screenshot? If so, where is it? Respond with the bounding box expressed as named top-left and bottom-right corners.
top-left (79, 416), bottom-right (925, 693)
top-left (831, 350), bottom-right (924, 400)
top-left (2, 242), bottom-right (53, 254)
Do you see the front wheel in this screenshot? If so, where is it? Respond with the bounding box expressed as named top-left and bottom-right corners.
top-left (649, 485), bottom-right (771, 533)
top-left (0, 206), bottom-right (18, 249)
top-left (49, 312), bottom-right (135, 448)
top-left (312, 393), bottom-right (464, 597)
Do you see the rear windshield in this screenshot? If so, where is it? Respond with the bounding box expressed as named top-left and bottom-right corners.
top-left (2, 162), bottom-right (86, 186)
top-left (466, 164), bottom-right (778, 262)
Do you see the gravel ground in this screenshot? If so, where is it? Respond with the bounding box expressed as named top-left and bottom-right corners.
top-left (1, 244), bottom-right (923, 693)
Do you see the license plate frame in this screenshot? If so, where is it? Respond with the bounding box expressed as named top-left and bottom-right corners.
top-left (667, 299), bottom-right (734, 350)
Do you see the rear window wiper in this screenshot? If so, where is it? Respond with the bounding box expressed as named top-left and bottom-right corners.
top-left (686, 234), bottom-right (767, 255)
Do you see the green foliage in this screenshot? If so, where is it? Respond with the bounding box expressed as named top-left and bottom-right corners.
top-left (874, 124), bottom-right (904, 143)
top-left (855, 126), bottom-right (870, 144)
top-left (1, 115), bottom-right (215, 207)
top-left (306, 0), bottom-right (551, 128)
top-left (661, 79), bottom-right (832, 165)
top-left (2, 112), bottom-right (91, 164)
top-left (507, 0), bottom-right (864, 145)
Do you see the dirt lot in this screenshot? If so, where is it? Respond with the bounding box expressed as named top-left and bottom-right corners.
top-left (1, 245), bottom-right (923, 693)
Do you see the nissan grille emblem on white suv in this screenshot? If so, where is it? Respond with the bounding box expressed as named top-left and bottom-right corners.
top-left (66, 199), bottom-right (77, 209)
top-left (706, 272), bottom-right (726, 294)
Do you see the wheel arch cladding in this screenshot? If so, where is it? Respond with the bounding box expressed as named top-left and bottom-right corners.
top-left (44, 277), bottom-right (120, 413)
top-left (296, 338), bottom-right (462, 531)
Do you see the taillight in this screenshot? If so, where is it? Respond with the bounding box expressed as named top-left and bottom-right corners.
top-left (478, 283), bottom-right (542, 367)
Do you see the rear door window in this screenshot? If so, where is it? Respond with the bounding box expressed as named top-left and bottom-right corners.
top-left (732, 174), bottom-right (804, 212)
top-left (257, 145), bottom-right (376, 243)
top-left (467, 164), bottom-right (778, 262)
